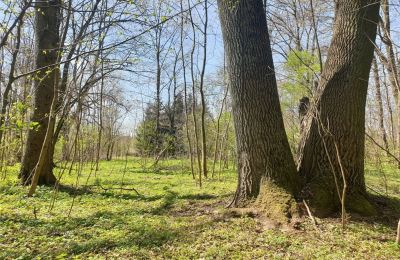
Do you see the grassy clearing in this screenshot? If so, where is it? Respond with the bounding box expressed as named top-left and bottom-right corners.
top-left (0, 158), bottom-right (399, 259)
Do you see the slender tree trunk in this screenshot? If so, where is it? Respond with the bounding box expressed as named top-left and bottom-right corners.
top-left (309, 0), bottom-right (323, 72)
top-left (20, 0), bottom-right (61, 185)
top-left (218, 0), bottom-right (299, 221)
top-left (180, 0), bottom-right (195, 180)
top-left (95, 18), bottom-right (106, 171)
top-left (298, 0), bottom-right (380, 216)
top-left (373, 57), bottom-right (389, 150)
top-left (95, 80), bottom-right (103, 168)
top-left (383, 70), bottom-right (396, 147)
top-left (0, 17), bottom-right (24, 147)
top-left (188, 0), bottom-right (202, 186)
top-left (168, 51), bottom-right (179, 155)
top-left (199, 0), bottom-right (209, 179)
top-left (155, 27), bottom-right (162, 133)
top-left (380, 0), bottom-right (400, 166)
top-left (49, 0), bottom-right (99, 168)
top-left (212, 77), bottom-right (228, 178)
top-left (218, 113), bottom-right (231, 175)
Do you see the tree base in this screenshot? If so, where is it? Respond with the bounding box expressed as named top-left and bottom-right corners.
top-left (20, 170), bottom-right (57, 186)
top-left (228, 180), bottom-right (300, 225)
top-left (254, 181), bottom-right (300, 224)
top-left (346, 191), bottom-right (376, 216)
top-left (302, 180), bottom-right (376, 217)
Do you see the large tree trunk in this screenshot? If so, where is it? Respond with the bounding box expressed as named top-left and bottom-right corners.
top-left (20, 0), bottom-right (60, 185)
top-left (217, 0), bottom-right (300, 222)
top-left (298, 0), bottom-right (380, 216)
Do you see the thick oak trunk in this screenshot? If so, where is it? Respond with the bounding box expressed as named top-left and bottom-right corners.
top-left (298, 0), bottom-right (380, 216)
top-left (20, 0), bottom-right (60, 185)
top-left (218, 0), bottom-right (299, 221)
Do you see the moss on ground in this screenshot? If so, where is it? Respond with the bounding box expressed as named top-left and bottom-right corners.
top-left (0, 158), bottom-right (399, 259)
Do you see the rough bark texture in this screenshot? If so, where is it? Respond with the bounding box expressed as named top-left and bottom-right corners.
top-left (20, 0), bottom-right (60, 185)
top-left (298, 0), bottom-right (380, 216)
top-left (217, 0), bottom-right (299, 221)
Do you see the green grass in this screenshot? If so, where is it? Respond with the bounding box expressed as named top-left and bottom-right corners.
top-left (0, 158), bottom-right (399, 259)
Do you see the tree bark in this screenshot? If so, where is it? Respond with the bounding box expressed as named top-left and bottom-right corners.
top-left (20, 0), bottom-right (60, 185)
top-left (298, 0), bottom-right (380, 216)
top-left (218, 0), bottom-right (300, 221)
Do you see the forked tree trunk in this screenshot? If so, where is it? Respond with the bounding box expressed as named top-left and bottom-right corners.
top-left (218, 0), bottom-right (299, 221)
top-left (20, 0), bottom-right (60, 185)
top-left (298, 0), bottom-right (380, 216)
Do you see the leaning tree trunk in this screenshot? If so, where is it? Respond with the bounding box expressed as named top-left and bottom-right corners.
top-left (218, 0), bottom-right (299, 222)
top-left (20, 0), bottom-right (60, 185)
top-left (297, 0), bottom-right (380, 216)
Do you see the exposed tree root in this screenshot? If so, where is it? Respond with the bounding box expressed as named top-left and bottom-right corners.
top-left (227, 180), bottom-right (302, 229)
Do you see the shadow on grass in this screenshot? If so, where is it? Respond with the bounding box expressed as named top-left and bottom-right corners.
top-left (67, 212), bottom-right (179, 255)
top-left (96, 189), bottom-right (226, 205)
top-left (178, 193), bottom-right (217, 200)
top-left (343, 192), bottom-right (400, 229)
top-left (367, 193), bottom-right (400, 227)
top-left (56, 184), bottom-right (95, 196)
top-left (2, 207), bottom-right (180, 252)
top-left (150, 190), bottom-right (178, 215)
top-left (64, 206), bottom-right (228, 257)
top-left (66, 213), bottom-right (222, 257)
top-left (2, 205), bottom-right (226, 258)
top-left (56, 182), bottom-right (224, 204)
top-left (56, 184), bottom-right (150, 201)
top-left (98, 191), bottom-right (161, 201)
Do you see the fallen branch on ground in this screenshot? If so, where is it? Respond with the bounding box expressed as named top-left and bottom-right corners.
top-left (303, 199), bottom-right (320, 232)
top-left (86, 184), bottom-right (141, 196)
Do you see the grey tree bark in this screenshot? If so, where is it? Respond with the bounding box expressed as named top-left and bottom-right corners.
top-left (20, 0), bottom-right (60, 185)
top-left (298, 0), bottom-right (380, 216)
top-left (218, 0), bottom-right (300, 221)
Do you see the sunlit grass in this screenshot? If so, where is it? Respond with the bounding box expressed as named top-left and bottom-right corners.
top-left (0, 158), bottom-right (399, 259)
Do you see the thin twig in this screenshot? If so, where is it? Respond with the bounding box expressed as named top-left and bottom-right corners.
top-left (88, 184), bottom-right (141, 196)
top-left (303, 199), bottom-right (320, 231)
top-left (365, 133), bottom-right (400, 165)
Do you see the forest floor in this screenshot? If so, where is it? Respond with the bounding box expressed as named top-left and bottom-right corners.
top-left (1, 158), bottom-right (400, 259)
